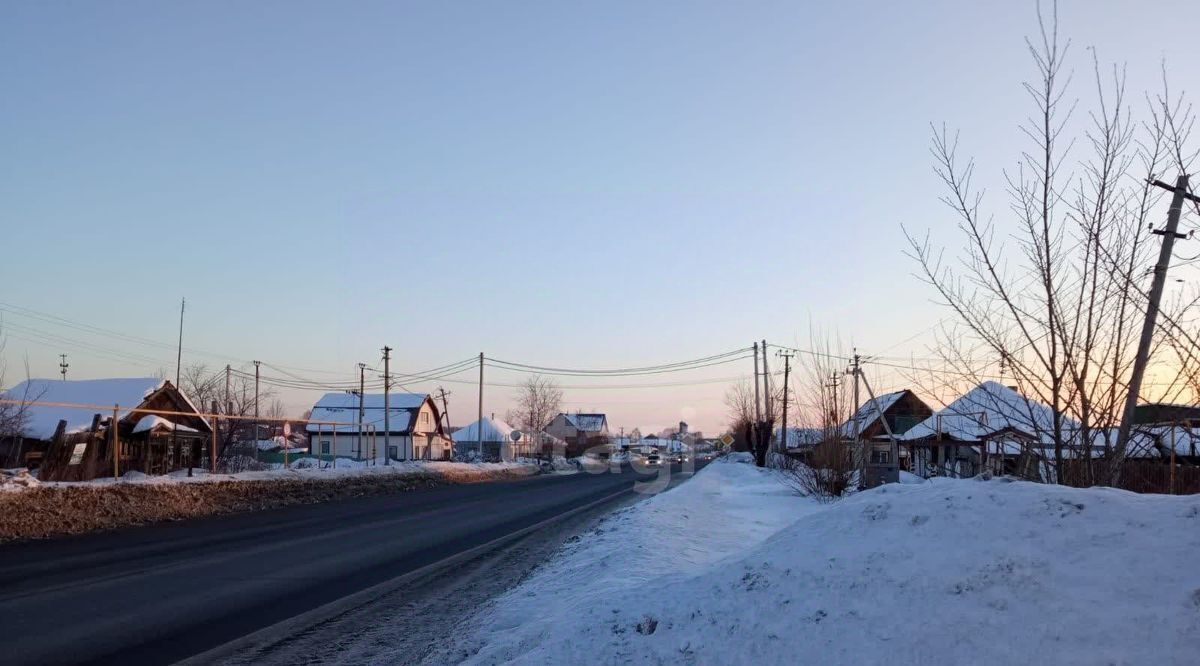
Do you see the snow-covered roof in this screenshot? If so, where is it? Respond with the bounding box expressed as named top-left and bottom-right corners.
top-left (3, 377), bottom-right (166, 440)
top-left (453, 417), bottom-right (524, 443)
top-left (900, 382), bottom-right (1071, 444)
top-left (132, 414), bottom-right (198, 435)
top-left (561, 413), bottom-right (607, 432)
top-left (841, 390), bottom-right (906, 438)
top-left (305, 392), bottom-right (430, 434)
top-left (779, 427), bottom-right (826, 449)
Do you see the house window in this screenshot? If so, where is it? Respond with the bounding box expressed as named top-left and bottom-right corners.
top-left (389, 446), bottom-right (399, 460)
top-left (321, 440), bottom-right (331, 454)
top-left (871, 450), bottom-right (891, 464)
top-left (421, 412), bottom-right (430, 426)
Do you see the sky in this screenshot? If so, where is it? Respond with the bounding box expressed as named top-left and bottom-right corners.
top-left (3, 1), bottom-right (1199, 434)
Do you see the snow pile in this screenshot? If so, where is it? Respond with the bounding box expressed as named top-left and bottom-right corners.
top-left (458, 461), bottom-right (822, 663)
top-left (463, 469), bottom-right (1200, 665)
top-left (1, 469), bottom-right (40, 492)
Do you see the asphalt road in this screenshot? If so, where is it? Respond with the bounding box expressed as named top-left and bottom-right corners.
top-left (0, 461), bottom-right (701, 665)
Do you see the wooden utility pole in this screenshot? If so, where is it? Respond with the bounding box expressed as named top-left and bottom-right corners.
top-left (752, 342), bottom-right (762, 423)
top-left (860, 370), bottom-right (900, 486)
top-left (210, 400), bottom-right (219, 473)
top-left (477, 352), bottom-right (485, 459)
top-left (110, 404), bottom-right (120, 479)
top-left (777, 350), bottom-right (794, 452)
top-left (382, 346), bottom-right (392, 466)
top-left (59, 354), bottom-right (69, 381)
top-left (1114, 175), bottom-right (1195, 478)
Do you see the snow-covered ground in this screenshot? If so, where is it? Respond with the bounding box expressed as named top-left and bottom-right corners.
top-left (457, 459), bottom-right (1200, 665)
top-left (0, 458), bottom-right (536, 492)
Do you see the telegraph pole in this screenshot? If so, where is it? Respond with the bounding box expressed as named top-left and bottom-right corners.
top-left (752, 342), bottom-right (762, 422)
top-left (382, 346), bottom-right (392, 466)
top-left (848, 351), bottom-right (862, 478)
top-left (777, 350), bottom-right (794, 452)
top-left (477, 352), bottom-right (485, 459)
top-left (1114, 174), bottom-right (1196, 476)
top-left (58, 354), bottom-right (69, 381)
top-left (224, 364), bottom-right (231, 414)
top-left (436, 387), bottom-right (451, 457)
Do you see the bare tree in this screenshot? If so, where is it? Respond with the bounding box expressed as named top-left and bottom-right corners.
top-left (177, 362), bottom-right (277, 463)
top-left (903, 3), bottom-right (1200, 486)
top-left (0, 331), bottom-right (42, 466)
top-left (507, 375), bottom-right (563, 460)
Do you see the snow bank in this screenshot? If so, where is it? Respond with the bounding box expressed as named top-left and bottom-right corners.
top-left (1, 469), bottom-right (40, 492)
top-left (463, 470), bottom-right (1200, 665)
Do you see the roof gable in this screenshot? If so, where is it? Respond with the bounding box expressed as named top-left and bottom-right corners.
top-left (4, 377), bottom-right (165, 440)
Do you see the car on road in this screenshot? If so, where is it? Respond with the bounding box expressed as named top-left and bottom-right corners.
top-left (645, 453), bottom-right (662, 466)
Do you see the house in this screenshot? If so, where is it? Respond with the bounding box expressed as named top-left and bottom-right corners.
top-left (453, 416), bottom-right (529, 461)
top-left (0, 377), bottom-right (212, 480)
top-left (305, 392), bottom-right (451, 461)
top-left (543, 412), bottom-right (610, 456)
top-left (899, 381), bottom-right (1073, 480)
top-left (838, 389), bottom-right (934, 471)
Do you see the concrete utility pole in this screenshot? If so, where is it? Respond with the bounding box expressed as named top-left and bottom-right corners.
top-left (436, 387), bottom-right (451, 458)
top-left (224, 364), bottom-right (231, 414)
top-left (848, 351), bottom-right (862, 478)
top-left (358, 363), bottom-right (366, 460)
top-left (58, 354), bottom-right (68, 381)
top-left (252, 360), bottom-right (261, 457)
top-left (477, 352), bottom-right (485, 459)
top-left (1114, 174), bottom-right (1196, 477)
top-left (382, 346), bottom-right (392, 466)
top-left (752, 342), bottom-right (762, 423)
top-left (777, 351), bottom-right (794, 452)
top-left (761, 340), bottom-right (772, 419)
top-left (175, 298), bottom-right (185, 387)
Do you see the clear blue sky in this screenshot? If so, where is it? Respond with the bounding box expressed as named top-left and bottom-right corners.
top-left (3, 1), bottom-right (1198, 433)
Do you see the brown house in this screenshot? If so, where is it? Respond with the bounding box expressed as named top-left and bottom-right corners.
top-left (1, 377), bottom-right (212, 480)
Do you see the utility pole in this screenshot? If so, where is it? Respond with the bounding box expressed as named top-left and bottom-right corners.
top-left (752, 342), bottom-right (762, 423)
top-left (358, 363), bottom-right (367, 460)
top-left (253, 360), bottom-right (261, 459)
top-left (761, 340), bottom-right (772, 419)
top-left (382, 346), bottom-right (392, 466)
top-left (848, 351), bottom-right (862, 479)
top-left (436, 387), bottom-right (451, 458)
top-left (175, 298), bottom-right (185, 387)
top-left (477, 352), bottom-right (484, 459)
top-left (859, 370), bottom-right (900, 486)
top-left (58, 354), bottom-right (69, 381)
top-left (777, 351), bottom-right (793, 451)
top-left (224, 364), bottom-right (231, 414)
top-left (1114, 174), bottom-right (1196, 478)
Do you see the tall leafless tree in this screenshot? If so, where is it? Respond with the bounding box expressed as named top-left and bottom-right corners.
top-left (506, 375), bottom-right (563, 460)
top-left (903, 3), bottom-right (1200, 485)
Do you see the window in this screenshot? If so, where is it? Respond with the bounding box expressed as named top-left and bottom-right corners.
top-left (321, 440), bottom-right (331, 454)
top-left (421, 412), bottom-right (430, 426)
top-left (871, 450), bottom-right (891, 464)
top-left (388, 446), bottom-right (399, 459)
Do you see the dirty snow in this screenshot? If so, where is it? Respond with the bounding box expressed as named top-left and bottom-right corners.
top-left (460, 461), bottom-right (1200, 665)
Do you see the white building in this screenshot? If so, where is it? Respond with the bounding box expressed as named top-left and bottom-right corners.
top-left (305, 392), bottom-right (451, 462)
top-left (453, 416), bottom-right (530, 461)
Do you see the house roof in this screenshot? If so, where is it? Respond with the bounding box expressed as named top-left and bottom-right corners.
top-left (560, 413), bottom-right (607, 432)
top-left (840, 390), bottom-right (907, 438)
top-left (3, 377), bottom-right (169, 440)
top-left (899, 381), bottom-right (1069, 444)
top-left (453, 417), bottom-right (523, 443)
top-left (305, 392), bottom-right (432, 434)
top-left (778, 427), bottom-right (827, 449)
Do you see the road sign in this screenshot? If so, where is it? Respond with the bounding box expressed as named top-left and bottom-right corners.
top-left (720, 433), bottom-right (734, 447)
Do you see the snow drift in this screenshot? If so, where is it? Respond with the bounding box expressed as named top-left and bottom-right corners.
top-left (460, 464), bottom-right (1200, 665)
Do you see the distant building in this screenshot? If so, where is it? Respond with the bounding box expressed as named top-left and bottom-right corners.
top-left (305, 392), bottom-right (451, 461)
top-left (453, 416), bottom-right (529, 461)
top-left (544, 412), bottom-right (610, 456)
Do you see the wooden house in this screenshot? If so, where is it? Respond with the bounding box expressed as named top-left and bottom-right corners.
top-left (1, 378), bottom-right (212, 481)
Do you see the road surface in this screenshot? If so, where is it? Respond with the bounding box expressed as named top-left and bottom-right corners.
top-left (0, 462), bottom-right (701, 665)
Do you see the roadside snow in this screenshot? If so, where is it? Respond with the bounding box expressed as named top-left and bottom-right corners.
top-left (461, 464), bottom-right (1200, 665)
top-left (2, 459), bottom-right (536, 492)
